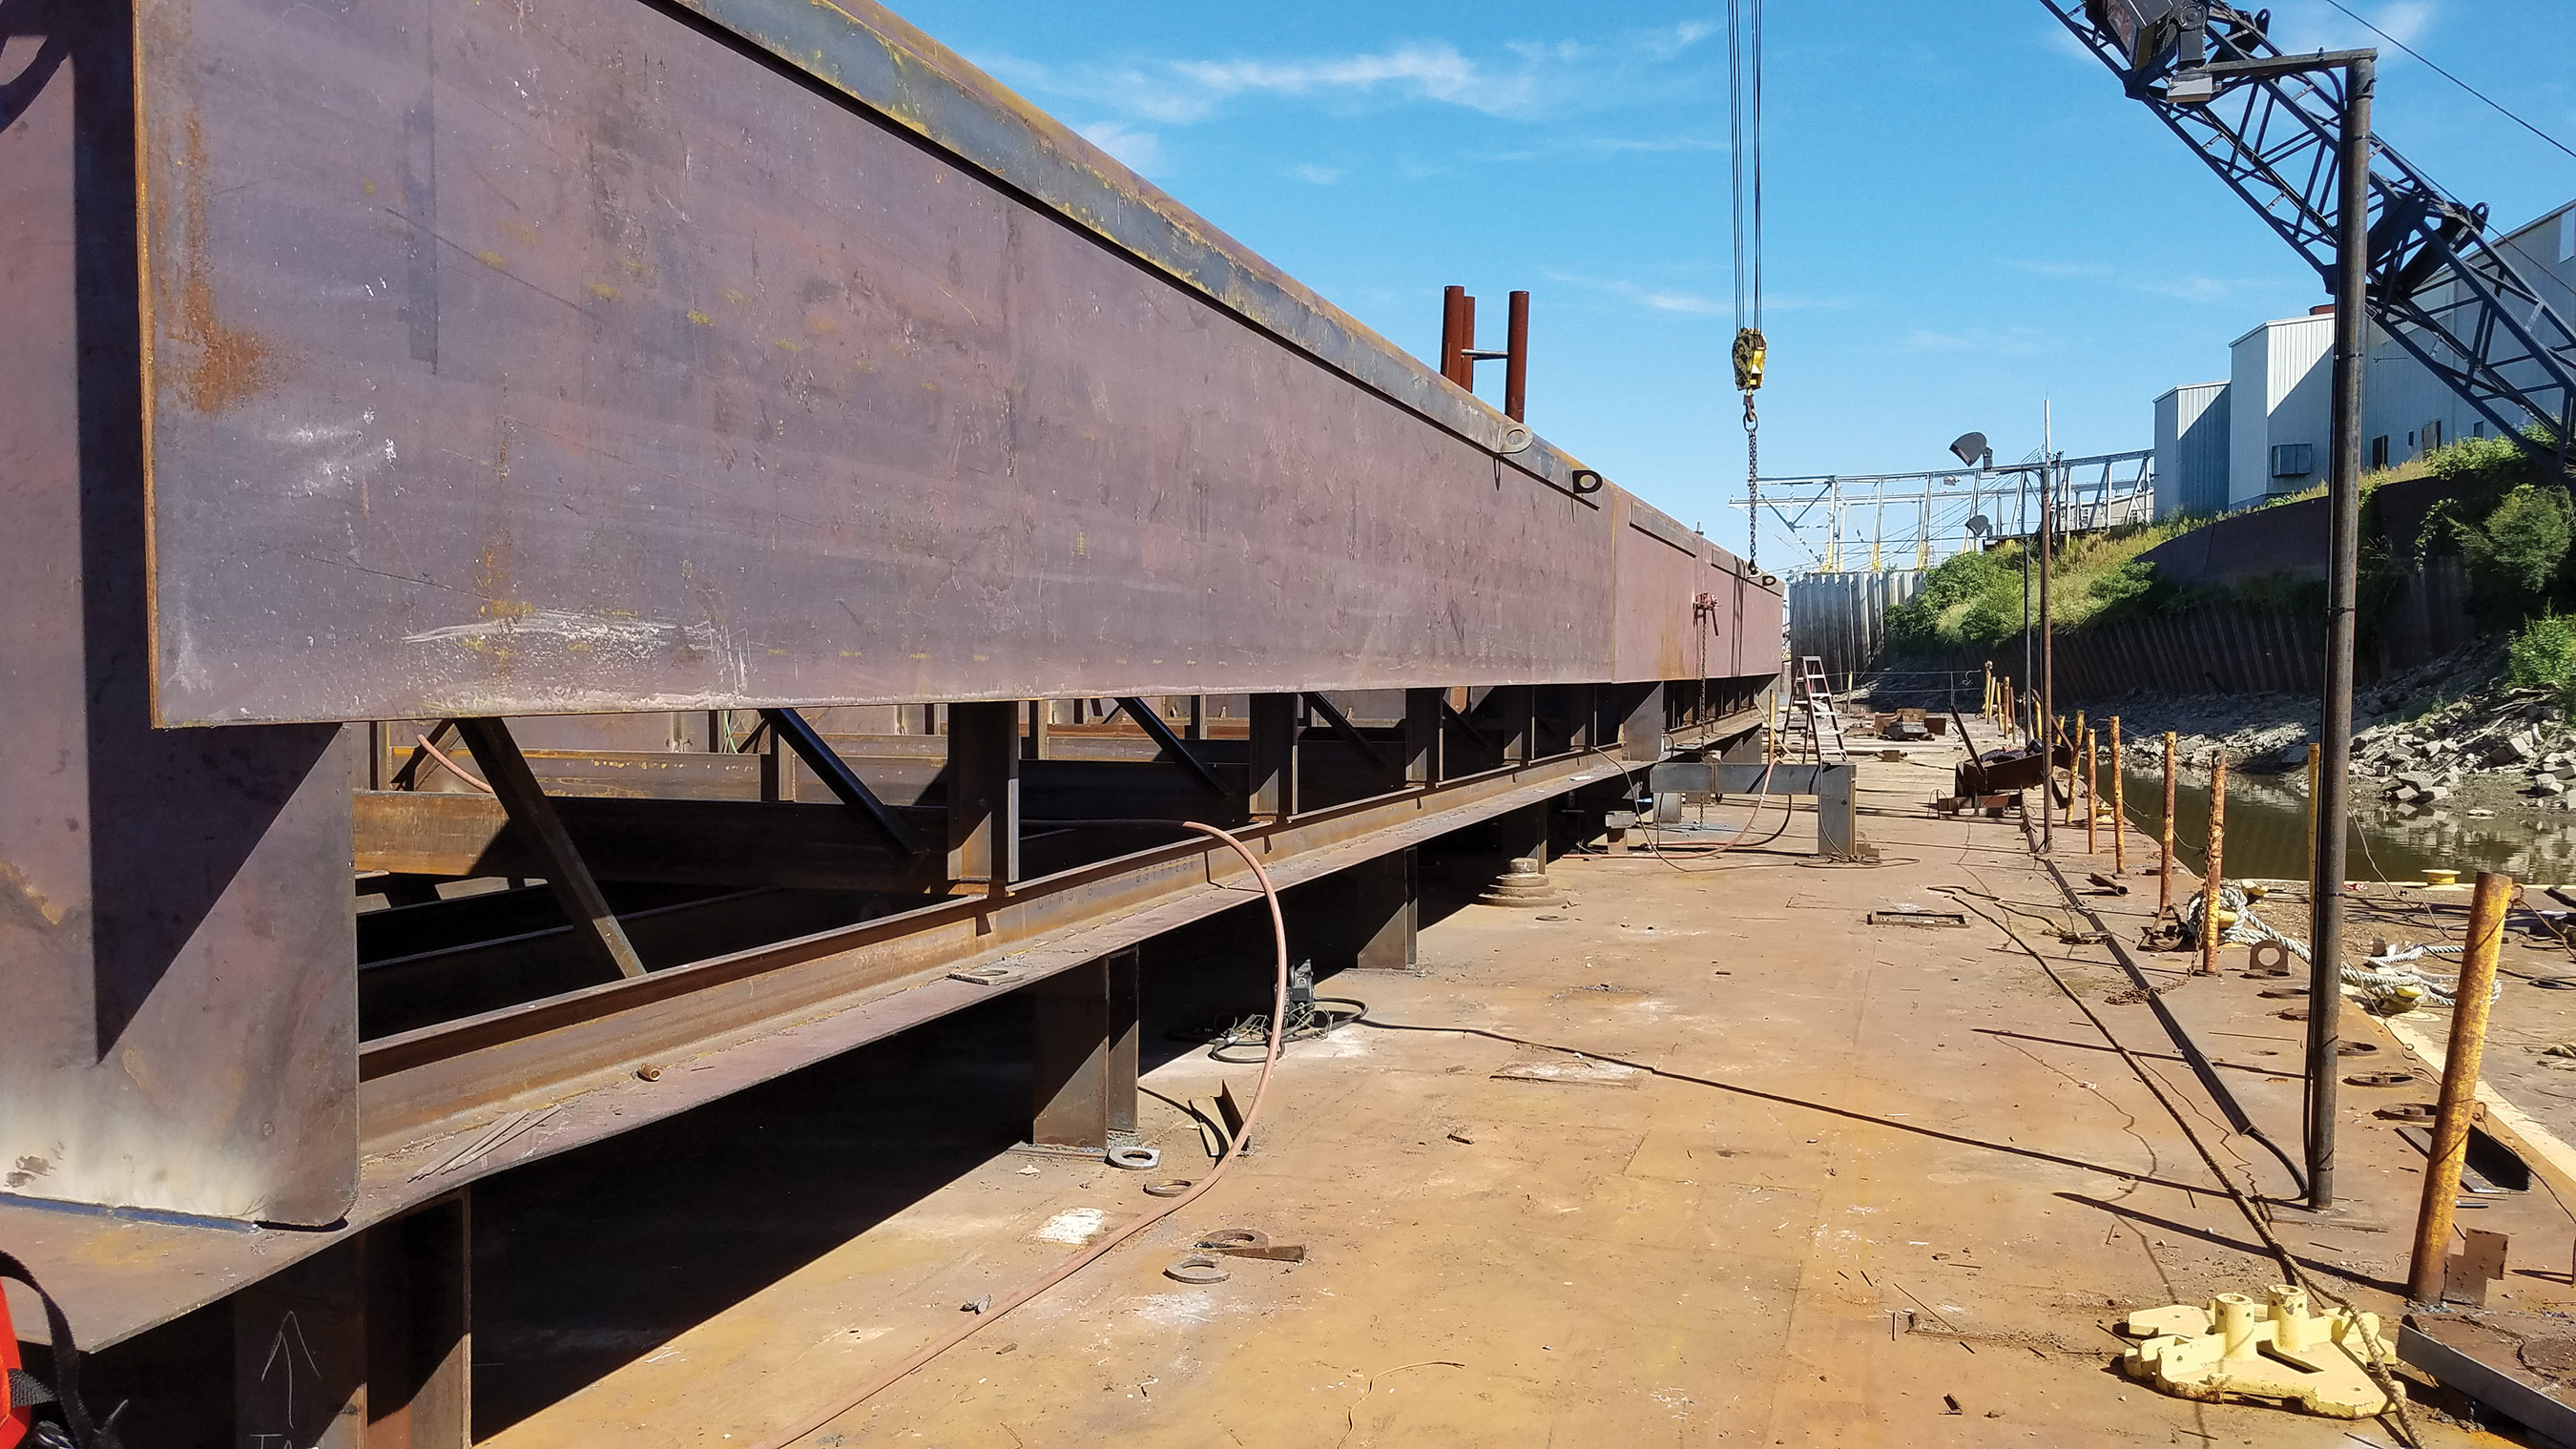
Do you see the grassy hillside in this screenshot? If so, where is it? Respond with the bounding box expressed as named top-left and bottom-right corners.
top-left (1884, 432), bottom-right (2553, 655)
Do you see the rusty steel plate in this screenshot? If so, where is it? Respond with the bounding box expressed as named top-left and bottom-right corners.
top-left (134, 0), bottom-right (1775, 725)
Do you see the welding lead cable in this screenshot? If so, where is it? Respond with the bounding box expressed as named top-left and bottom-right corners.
top-left (745, 819), bottom-right (1291, 1448)
top-left (414, 733), bottom-right (494, 794)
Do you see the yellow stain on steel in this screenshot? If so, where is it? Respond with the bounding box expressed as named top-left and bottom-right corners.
top-left (908, 652), bottom-right (932, 660)
top-left (500, 219), bottom-right (540, 244)
top-left (587, 282), bottom-right (620, 301)
top-left (686, 311), bottom-right (715, 326)
top-left (617, 255), bottom-right (651, 276)
top-left (362, 177), bottom-right (377, 196)
top-left (766, 648), bottom-right (789, 655)
top-left (477, 249), bottom-right (509, 270)
top-left (805, 316), bottom-right (838, 334)
top-left (0, 859), bottom-right (69, 927)
top-left (721, 287), bottom-right (752, 305)
top-left (972, 653), bottom-right (990, 662)
top-left (1074, 530), bottom-right (1089, 557)
top-left (774, 339), bottom-right (802, 351)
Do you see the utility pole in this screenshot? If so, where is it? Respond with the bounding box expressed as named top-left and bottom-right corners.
top-left (2039, 402), bottom-right (2055, 855)
top-left (2164, 42), bottom-right (2377, 1211)
top-left (2306, 53), bottom-right (2374, 1212)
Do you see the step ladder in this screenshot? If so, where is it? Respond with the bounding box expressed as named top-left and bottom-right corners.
top-left (1791, 656), bottom-right (1848, 762)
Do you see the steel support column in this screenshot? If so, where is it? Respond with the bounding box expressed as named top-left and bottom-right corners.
top-left (1248, 693), bottom-right (1300, 820)
top-left (1028, 948), bottom-right (1140, 1149)
top-left (946, 700), bottom-right (1022, 892)
top-left (1346, 849), bottom-right (1419, 972)
top-left (1403, 688), bottom-right (1444, 787)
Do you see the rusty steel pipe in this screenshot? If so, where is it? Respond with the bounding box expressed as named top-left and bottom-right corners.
top-left (2109, 717), bottom-right (2127, 874)
top-left (2085, 728), bottom-right (2099, 854)
top-left (1440, 285), bottom-right (1467, 385)
top-left (2408, 870), bottom-right (2512, 1304)
top-left (1504, 289), bottom-right (1530, 423)
top-left (2063, 715), bottom-right (2079, 829)
top-left (2199, 751), bottom-right (2228, 977)
top-left (2159, 732), bottom-right (2176, 918)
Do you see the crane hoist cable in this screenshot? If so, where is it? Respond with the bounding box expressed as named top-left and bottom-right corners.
top-left (1728, 0), bottom-right (1765, 569)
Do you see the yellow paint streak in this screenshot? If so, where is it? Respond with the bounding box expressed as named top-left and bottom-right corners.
top-left (587, 282), bottom-right (621, 301)
top-left (361, 176), bottom-right (377, 197)
top-left (721, 287), bottom-right (752, 305)
top-left (687, 310), bottom-right (715, 326)
top-left (774, 339), bottom-right (802, 352)
top-left (500, 218), bottom-right (540, 244)
top-left (478, 249), bottom-right (509, 270)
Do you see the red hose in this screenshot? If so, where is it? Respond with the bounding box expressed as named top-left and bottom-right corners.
top-left (748, 819), bottom-right (1291, 1447)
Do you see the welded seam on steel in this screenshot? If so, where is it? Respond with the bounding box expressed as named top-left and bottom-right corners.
top-left (673, 0), bottom-right (1694, 534)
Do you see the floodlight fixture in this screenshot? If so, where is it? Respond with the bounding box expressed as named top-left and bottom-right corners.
top-left (1948, 431), bottom-right (1991, 469)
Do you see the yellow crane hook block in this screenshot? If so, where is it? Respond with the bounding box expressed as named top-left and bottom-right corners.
top-left (2122, 1286), bottom-right (2393, 1418)
top-left (1732, 327), bottom-right (1766, 393)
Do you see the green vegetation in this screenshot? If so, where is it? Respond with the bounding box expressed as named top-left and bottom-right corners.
top-left (2419, 426), bottom-right (2566, 619)
top-left (1884, 429), bottom-right (2566, 657)
top-left (2506, 613), bottom-right (2576, 710)
top-left (1882, 514), bottom-right (2202, 653)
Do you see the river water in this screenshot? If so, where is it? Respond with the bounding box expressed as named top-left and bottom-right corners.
top-left (2117, 763), bottom-right (2576, 885)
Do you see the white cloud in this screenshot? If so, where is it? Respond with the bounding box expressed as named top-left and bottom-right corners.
top-left (1545, 269), bottom-right (1856, 319)
top-left (972, 19), bottom-right (1724, 130)
top-left (1174, 42), bottom-right (1509, 113)
top-left (2259, 0), bottom-right (2438, 54)
top-left (1290, 162), bottom-right (1343, 184)
top-left (1076, 120), bottom-right (1164, 175)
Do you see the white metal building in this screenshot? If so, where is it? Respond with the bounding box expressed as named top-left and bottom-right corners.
top-left (2154, 197), bottom-right (2575, 516)
top-left (2228, 310), bottom-right (2334, 508)
top-left (2153, 380), bottom-right (2231, 517)
top-left (2363, 197), bottom-right (2576, 467)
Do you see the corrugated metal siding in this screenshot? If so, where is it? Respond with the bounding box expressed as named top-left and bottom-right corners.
top-left (2153, 382), bottom-right (2229, 517)
top-left (1787, 570), bottom-right (1922, 678)
top-left (2229, 315), bottom-right (2331, 509)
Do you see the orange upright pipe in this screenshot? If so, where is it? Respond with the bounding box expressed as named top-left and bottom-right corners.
top-left (2199, 751), bottom-right (2228, 977)
top-left (2159, 733), bottom-right (2177, 917)
top-left (2407, 872), bottom-right (2512, 1304)
top-left (2109, 717), bottom-right (2128, 874)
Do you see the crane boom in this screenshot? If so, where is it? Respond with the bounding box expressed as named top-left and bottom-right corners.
top-left (2048, 2), bottom-right (2576, 476)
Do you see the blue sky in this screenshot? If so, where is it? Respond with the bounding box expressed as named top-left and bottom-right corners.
top-left (889, 0), bottom-right (2576, 567)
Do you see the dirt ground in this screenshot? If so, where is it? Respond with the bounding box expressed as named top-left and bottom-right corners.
top-left (477, 735), bottom-right (2576, 1448)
